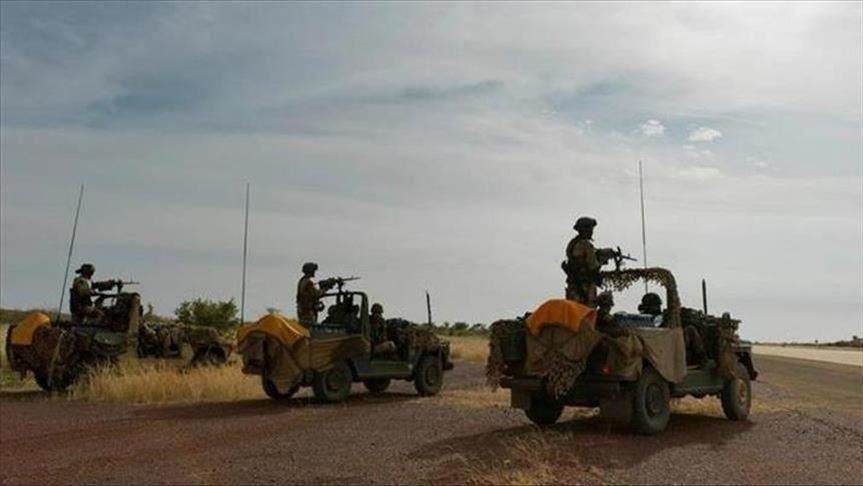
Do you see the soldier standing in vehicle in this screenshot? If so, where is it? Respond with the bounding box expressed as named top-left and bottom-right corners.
top-left (69, 263), bottom-right (117, 323)
top-left (296, 262), bottom-right (335, 327)
top-left (563, 217), bottom-right (614, 306)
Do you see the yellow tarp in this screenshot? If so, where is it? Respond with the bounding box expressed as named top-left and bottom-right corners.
top-left (9, 312), bottom-right (51, 346)
top-left (236, 314), bottom-right (309, 349)
top-left (527, 299), bottom-right (596, 336)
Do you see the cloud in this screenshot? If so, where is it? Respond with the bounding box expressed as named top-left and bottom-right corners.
top-left (0, 3), bottom-right (861, 342)
top-left (687, 127), bottom-right (723, 142)
top-left (639, 119), bottom-right (665, 137)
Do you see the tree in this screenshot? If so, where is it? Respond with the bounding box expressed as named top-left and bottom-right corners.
top-left (174, 298), bottom-right (239, 332)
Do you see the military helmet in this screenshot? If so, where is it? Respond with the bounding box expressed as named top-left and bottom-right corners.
top-left (301, 262), bottom-right (318, 275)
top-left (596, 291), bottom-right (614, 308)
top-left (638, 292), bottom-right (663, 313)
top-left (371, 303), bottom-right (383, 314)
top-left (574, 216), bottom-right (597, 231)
top-left (75, 263), bottom-right (95, 275)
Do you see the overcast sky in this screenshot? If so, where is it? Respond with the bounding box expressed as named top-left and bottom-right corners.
top-left (1, 2), bottom-right (861, 342)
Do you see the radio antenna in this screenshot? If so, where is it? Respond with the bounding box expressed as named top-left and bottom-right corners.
top-left (639, 160), bottom-right (648, 294)
top-left (56, 185), bottom-right (84, 322)
top-left (240, 183), bottom-right (250, 325)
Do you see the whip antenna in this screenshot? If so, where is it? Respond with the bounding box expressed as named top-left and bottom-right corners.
top-left (240, 183), bottom-right (250, 325)
top-left (56, 185), bottom-right (84, 321)
top-left (639, 160), bottom-right (648, 294)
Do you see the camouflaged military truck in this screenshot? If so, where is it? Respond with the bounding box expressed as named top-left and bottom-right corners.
top-left (238, 288), bottom-right (453, 403)
top-left (137, 321), bottom-right (233, 366)
top-left (5, 287), bottom-right (142, 391)
top-left (487, 267), bottom-right (757, 435)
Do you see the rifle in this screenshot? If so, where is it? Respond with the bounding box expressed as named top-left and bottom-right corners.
top-left (597, 246), bottom-right (637, 271)
top-left (93, 279), bottom-right (140, 293)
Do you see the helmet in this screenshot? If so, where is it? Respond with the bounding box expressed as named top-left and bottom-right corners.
top-left (573, 216), bottom-right (597, 231)
top-left (596, 291), bottom-right (614, 308)
top-left (301, 262), bottom-right (318, 275)
top-left (638, 292), bottom-right (663, 314)
top-left (75, 263), bottom-right (95, 275)
top-left (371, 303), bottom-right (383, 314)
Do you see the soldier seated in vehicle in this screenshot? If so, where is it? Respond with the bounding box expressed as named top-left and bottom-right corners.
top-left (594, 291), bottom-right (622, 335)
top-left (69, 263), bottom-right (120, 324)
top-left (643, 293), bottom-right (709, 367)
top-left (369, 303), bottom-right (397, 356)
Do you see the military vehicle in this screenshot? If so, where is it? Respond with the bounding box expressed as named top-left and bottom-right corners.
top-left (487, 266), bottom-right (757, 435)
top-left (238, 280), bottom-right (453, 402)
top-left (5, 282), bottom-right (142, 391)
top-left (137, 321), bottom-right (233, 366)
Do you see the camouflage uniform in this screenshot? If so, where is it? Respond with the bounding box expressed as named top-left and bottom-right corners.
top-left (565, 237), bottom-right (601, 304)
top-left (370, 303), bottom-right (396, 355)
top-left (564, 217), bottom-right (614, 306)
top-left (297, 262), bottom-right (333, 327)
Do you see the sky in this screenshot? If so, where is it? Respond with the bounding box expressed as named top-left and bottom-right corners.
top-left (1, 2), bottom-right (861, 342)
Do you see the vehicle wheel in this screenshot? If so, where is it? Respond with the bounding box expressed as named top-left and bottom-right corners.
top-left (312, 362), bottom-right (353, 403)
top-left (262, 377), bottom-right (299, 400)
top-left (414, 355), bottom-right (443, 396)
top-left (525, 395), bottom-right (564, 426)
top-left (721, 362), bottom-right (751, 421)
top-left (192, 347), bottom-right (227, 367)
top-left (34, 368), bottom-right (78, 392)
top-left (631, 365), bottom-right (670, 435)
top-left (364, 378), bottom-right (391, 394)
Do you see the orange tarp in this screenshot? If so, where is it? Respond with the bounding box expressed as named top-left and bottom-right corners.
top-left (236, 314), bottom-right (309, 349)
top-left (526, 299), bottom-right (596, 336)
top-left (9, 312), bottom-right (51, 346)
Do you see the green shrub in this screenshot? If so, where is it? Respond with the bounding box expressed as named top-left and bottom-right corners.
top-left (174, 298), bottom-right (238, 332)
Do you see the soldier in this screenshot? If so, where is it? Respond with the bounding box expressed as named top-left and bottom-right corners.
top-left (563, 217), bottom-right (614, 305)
top-left (369, 303), bottom-right (396, 355)
top-left (594, 291), bottom-right (619, 334)
top-left (641, 292), bottom-right (709, 366)
top-left (296, 262), bottom-right (335, 327)
top-left (638, 292), bottom-right (663, 318)
top-left (69, 263), bottom-right (118, 324)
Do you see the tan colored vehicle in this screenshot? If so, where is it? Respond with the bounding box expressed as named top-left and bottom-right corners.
top-left (238, 289), bottom-right (452, 403)
top-left (488, 267), bottom-right (757, 435)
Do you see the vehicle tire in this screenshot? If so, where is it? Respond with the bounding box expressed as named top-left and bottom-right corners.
top-left (191, 347), bottom-right (227, 367)
top-left (262, 377), bottom-right (299, 400)
top-left (414, 355), bottom-right (443, 397)
top-left (364, 378), bottom-right (391, 394)
top-left (525, 395), bottom-right (564, 426)
top-left (721, 362), bottom-right (751, 421)
top-left (312, 362), bottom-right (353, 403)
top-left (630, 365), bottom-right (670, 435)
top-left (34, 368), bottom-right (77, 392)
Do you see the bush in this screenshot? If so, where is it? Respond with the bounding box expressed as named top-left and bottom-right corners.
top-left (174, 298), bottom-right (239, 332)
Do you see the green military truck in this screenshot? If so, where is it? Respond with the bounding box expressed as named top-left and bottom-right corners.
top-left (488, 267), bottom-right (757, 435)
top-left (238, 286), bottom-right (453, 403)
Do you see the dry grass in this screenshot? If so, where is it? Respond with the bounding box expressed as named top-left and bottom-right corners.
top-left (463, 431), bottom-right (604, 485)
top-left (446, 334), bottom-right (489, 364)
top-left (441, 387), bottom-right (510, 409)
top-left (71, 358), bottom-right (264, 404)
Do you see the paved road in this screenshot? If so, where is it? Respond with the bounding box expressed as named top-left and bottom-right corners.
top-left (1, 355), bottom-right (861, 485)
top-left (754, 345), bottom-right (862, 367)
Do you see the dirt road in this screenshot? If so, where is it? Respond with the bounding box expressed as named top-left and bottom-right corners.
top-left (1, 355), bottom-right (861, 485)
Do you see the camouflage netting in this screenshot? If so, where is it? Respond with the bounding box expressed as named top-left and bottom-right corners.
top-left (601, 268), bottom-right (681, 328)
top-left (7, 326), bottom-right (77, 381)
top-left (391, 323), bottom-right (443, 353)
top-left (527, 326), bottom-right (602, 399)
top-left (486, 319), bottom-right (523, 390)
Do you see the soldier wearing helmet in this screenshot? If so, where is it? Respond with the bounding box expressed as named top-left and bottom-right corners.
top-left (563, 217), bottom-right (614, 305)
top-left (638, 292), bottom-right (663, 317)
top-left (369, 302), bottom-right (396, 355)
top-left (69, 263), bottom-right (119, 324)
top-left (296, 262), bottom-right (335, 327)
top-left (594, 291), bottom-right (619, 334)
